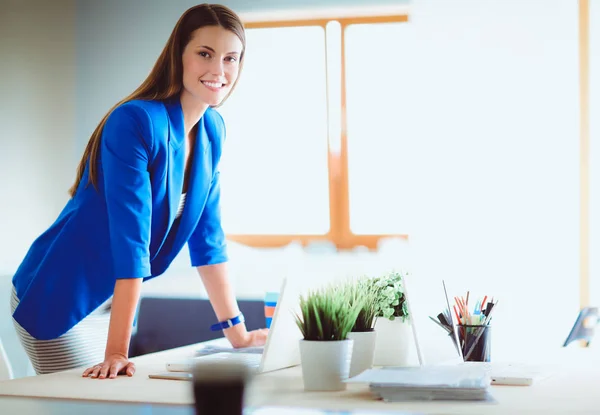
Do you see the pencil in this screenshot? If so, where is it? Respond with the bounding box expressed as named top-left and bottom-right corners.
top-left (453, 305), bottom-right (461, 325)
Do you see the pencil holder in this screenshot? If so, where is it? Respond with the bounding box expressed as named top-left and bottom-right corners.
top-left (456, 324), bottom-right (491, 362)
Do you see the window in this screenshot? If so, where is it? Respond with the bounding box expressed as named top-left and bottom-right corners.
top-left (217, 15), bottom-right (409, 249)
top-left (217, 26), bottom-right (330, 236)
top-left (345, 22), bottom-right (415, 235)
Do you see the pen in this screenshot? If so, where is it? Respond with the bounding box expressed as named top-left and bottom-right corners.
top-left (442, 280), bottom-right (454, 324)
top-left (485, 301), bottom-right (494, 317)
top-left (437, 312), bottom-right (450, 327)
top-left (480, 295), bottom-right (487, 311)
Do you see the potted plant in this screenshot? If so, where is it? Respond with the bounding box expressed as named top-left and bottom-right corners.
top-left (346, 277), bottom-right (379, 377)
top-left (371, 270), bottom-right (412, 366)
top-left (294, 282), bottom-right (364, 391)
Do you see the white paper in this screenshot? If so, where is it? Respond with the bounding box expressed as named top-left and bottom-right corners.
top-left (346, 366), bottom-right (489, 389)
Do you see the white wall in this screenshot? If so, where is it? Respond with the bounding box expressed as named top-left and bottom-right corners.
top-left (0, 0), bottom-right (76, 378)
top-left (0, 0), bottom-right (76, 275)
top-left (402, 0), bottom-right (580, 356)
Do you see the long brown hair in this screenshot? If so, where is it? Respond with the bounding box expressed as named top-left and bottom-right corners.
top-left (68, 3), bottom-right (246, 197)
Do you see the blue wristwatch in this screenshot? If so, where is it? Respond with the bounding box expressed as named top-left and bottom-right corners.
top-left (210, 313), bottom-right (245, 332)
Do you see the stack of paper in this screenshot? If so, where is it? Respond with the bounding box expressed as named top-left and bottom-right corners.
top-left (347, 365), bottom-right (493, 402)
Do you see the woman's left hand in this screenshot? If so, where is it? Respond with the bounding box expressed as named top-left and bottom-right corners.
top-left (82, 353), bottom-right (135, 379)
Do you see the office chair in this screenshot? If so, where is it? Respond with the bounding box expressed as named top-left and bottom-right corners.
top-left (563, 307), bottom-right (599, 347)
top-left (130, 296), bottom-right (265, 356)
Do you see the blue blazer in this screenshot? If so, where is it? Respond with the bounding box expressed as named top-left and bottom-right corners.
top-left (12, 98), bottom-right (228, 340)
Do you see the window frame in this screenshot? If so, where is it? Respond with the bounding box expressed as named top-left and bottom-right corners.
top-left (225, 14), bottom-right (409, 250)
top-left (579, 0), bottom-right (591, 311)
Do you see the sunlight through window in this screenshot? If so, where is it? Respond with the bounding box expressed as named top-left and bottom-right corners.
top-left (217, 26), bottom-right (330, 235)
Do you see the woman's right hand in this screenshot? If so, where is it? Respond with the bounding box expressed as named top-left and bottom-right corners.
top-left (82, 353), bottom-right (136, 379)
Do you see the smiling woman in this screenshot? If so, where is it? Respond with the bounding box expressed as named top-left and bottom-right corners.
top-left (10, 3), bottom-right (268, 379)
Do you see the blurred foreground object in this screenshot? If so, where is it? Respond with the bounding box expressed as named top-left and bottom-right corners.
top-left (193, 360), bottom-right (252, 415)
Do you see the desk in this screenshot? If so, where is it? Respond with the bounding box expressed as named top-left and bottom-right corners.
top-left (1, 339), bottom-right (600, 414)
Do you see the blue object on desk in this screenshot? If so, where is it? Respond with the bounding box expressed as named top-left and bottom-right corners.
top-left (563, 307), bottom-right (599, 347)
top-left (264, 292), bottom-right (279, 305)
top-left (264, 292), bottom-right (279, 329)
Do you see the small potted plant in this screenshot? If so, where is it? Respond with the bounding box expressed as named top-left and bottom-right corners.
top-left (294, 282), bottom-right (364, 391)
top-left (346, 277), bottom-right (379, 377)
top-left (371, 270), bottom-right (412, 366)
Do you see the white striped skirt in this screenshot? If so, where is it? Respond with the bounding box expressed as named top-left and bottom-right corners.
top-left (10, 286), bottom-right (111, 375)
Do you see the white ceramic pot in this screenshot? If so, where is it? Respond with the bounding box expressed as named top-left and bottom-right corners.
top-left (298, 339), bottom-right (353, 391)
top-left (372, 317), bottom-right (411, 367)
top-left (347, 331), bottom-right (377, 378)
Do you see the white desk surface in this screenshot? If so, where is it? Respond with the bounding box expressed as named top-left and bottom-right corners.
top-left (1, 339), bottom-right (600, 415)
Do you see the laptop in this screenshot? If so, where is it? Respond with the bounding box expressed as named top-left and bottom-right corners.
top-left (149, 278), bottom-right (301, 380)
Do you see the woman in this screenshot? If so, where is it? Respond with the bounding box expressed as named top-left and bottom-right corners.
top-left (10, 3), bottom-right (267, 379)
